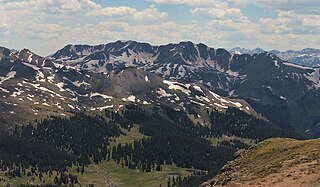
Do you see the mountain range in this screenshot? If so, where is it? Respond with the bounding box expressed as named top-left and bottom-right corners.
top-left (1, 41), bottom-right (320, 137)
top-left (230, 47), bottom-right (320, 67)
top-left (47, 40), bottom-right (320, 138)
top-left (0, 44), bottom-right (257, 132)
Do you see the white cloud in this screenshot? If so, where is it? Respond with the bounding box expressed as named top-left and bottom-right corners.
top-left (0, 0), bottom-right (100, 14)
top-left (87, 5), bottom-right (167, 21)
top-left (302, 16), bottom-right (320, 28)
top-left (208, 19), bottom-right (249, 31)
top-left (22, 23), bottom-right (68, 40)
top-left (97, 21), bottom-right (129, 32)
top-left (191, 4), bottom-right (247, 21)
top-left (259, 11), bottom-right (320, 35)
top-left (134, 5), bottom-right (168, 20)
top-left (259, 17), bottom-right (291, 35)
top-left (0, 14), bottom-right (10, 29)
top-left (87, 6), bottom-right (136, 17)
top-left (256, 0), bottom-right (319, 14)
top-left (229, 0), bottom-right (320, 14)
top-left (61, 21), bottom-right (202, 46)
top-left (151, 0), bottom-right (217, 6)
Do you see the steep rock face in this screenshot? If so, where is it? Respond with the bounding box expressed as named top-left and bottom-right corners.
top-left (201, 138), bottom-right (320, 187)
top-left (0, 47), bottom-right (11, 58)
top-left (231, 53), bottom-right (320, 133)
top-left (50, 41), bottom-right (320, 137)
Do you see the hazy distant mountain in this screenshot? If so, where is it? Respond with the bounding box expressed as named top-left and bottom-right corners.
top-left (277, 48), bottom-right (320, 67)
top-left (230, 47), bottom-right (320, 67)
top-left (229, 47), bottom-right (265, 55)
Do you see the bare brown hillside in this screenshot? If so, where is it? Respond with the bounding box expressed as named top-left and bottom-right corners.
top-left (201, 138), bottom-right (320, 187)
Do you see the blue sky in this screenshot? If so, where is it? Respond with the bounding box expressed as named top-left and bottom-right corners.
top-left (0, 0), bottom-right (319, 55)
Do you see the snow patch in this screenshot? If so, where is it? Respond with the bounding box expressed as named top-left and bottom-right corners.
top-left (98, 105), bottom-right (114, 111)
top-left (274, 60), bottom-right (280, 68)
top-left (280, 96), bottom-right (287, 100)
top-left (27, 82), bottom-right (62, 97)
top-left (163, 80), bottom-right (191, 95)
top-left (226, 70), bottom-right (239, 77)
top-left (27, 53), bottom-right (33, 63)
top-left (68, 104), bottom-right (75, 109)
top-left (196, 96), bottom-right (210, 103)
top-left (214, 103), bottom-right (228, 109)
top-left (190, 100), bottom-right (205, 106)
top-left (0, 87), bottom-right (9, 93)
top-left (70, 80), bottom-right (90, 88)
top-left (90, 92), bottom-right (113, 99)
top-left (193, 85), bottom-right (203, 93)
top-left (156, 88), bottom-right (173, 98)
top-left (145, 76), bottom-right (149, 82)
top-left (116, 105), bottom-right (123, 113)
top-left (122, 95), bottom-right (136, 102)
top-left (283, 62), bottom-right (313, 70)
top-left (0, 71), bottom-right (17, 84)
top-left (209, 91), bottom-right (221, 100)
top-left (11, 89), bottom-right (24, 97)
top-left (55, 82), bottom-right (65, 92)
top-left (230, 101), bottom-right (242, 108)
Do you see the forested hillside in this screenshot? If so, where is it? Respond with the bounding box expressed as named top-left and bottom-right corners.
top-left (0, 105), bottom-right (300, 186)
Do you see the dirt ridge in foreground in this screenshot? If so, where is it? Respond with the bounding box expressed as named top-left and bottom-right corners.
top-left (201, 138), bottom-right (320, 187)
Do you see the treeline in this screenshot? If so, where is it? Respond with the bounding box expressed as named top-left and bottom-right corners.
top-left (0, 133), bottom-right (72, 175)
top-left (209, 108), bottom-right (302, 140)
top-left (108, 105), bottom-right (236, 173)
top-left (112, 135), bottom-right (234, 172)
top-left (166, 171), bottom-right (209, 187)
top-left (0, 113), bottom-right (121, 185)
top-left (16, 113), bottom-right (121, 167)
